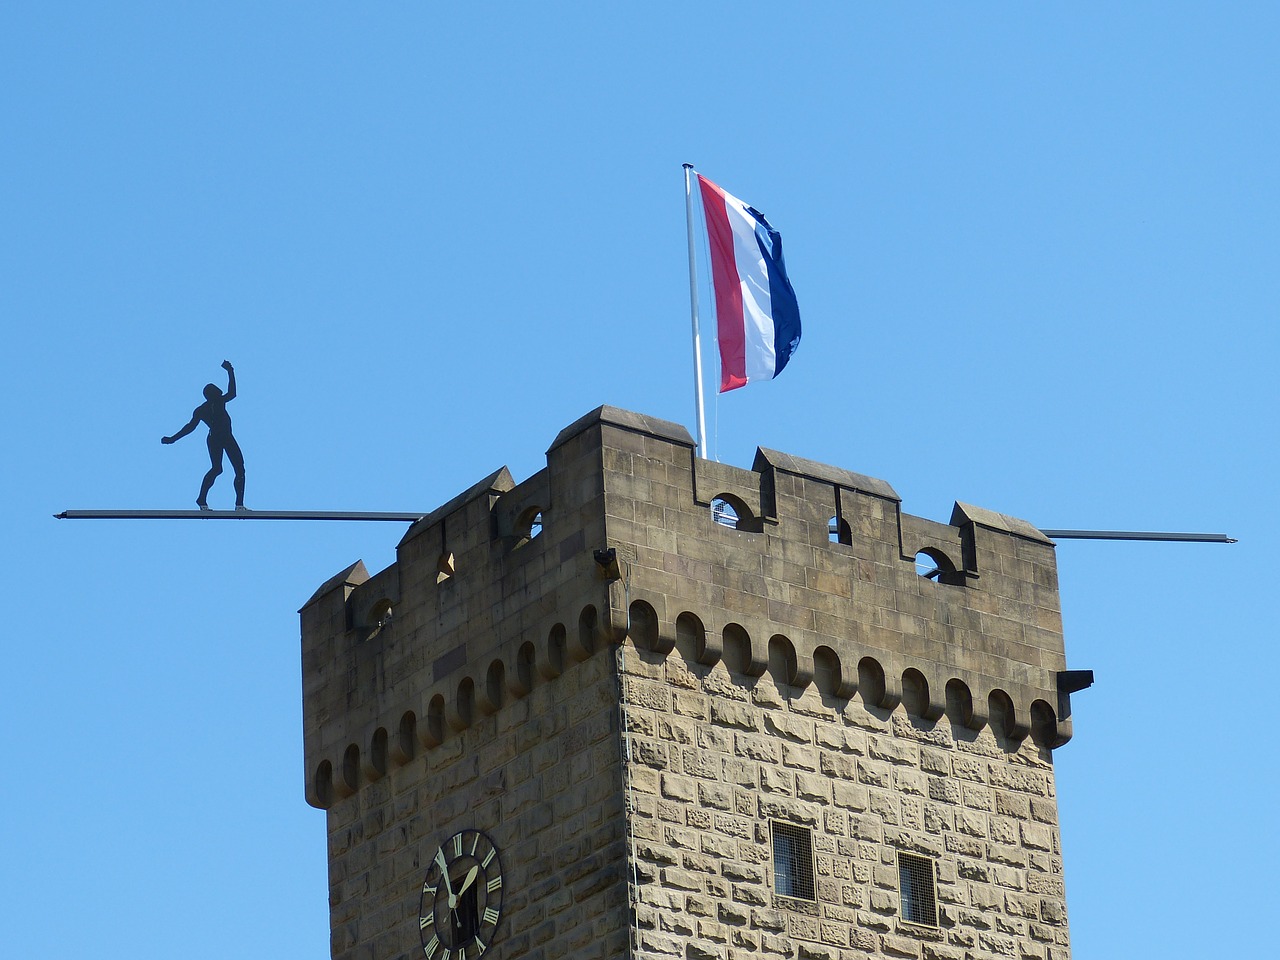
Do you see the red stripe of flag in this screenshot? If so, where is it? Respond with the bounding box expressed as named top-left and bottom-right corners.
top-left (697, 175), bottom-right (748, 392)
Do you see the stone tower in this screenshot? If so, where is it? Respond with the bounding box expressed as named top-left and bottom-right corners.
top-left (300, 407), bottom-right (1080, 960)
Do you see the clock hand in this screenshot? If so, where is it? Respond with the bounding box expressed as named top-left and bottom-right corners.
top-left (435, 849), bottom-right (456, 905)
top-left (454, 865), bottom-right (481, 899)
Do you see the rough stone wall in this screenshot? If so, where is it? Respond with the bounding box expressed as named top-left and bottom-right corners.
top-left (618, 639), bottom-right (1070, 960)
top-left (324, 647), bottom-right (630, 960)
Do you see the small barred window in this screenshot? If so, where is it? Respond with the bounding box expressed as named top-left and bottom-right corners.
top-left (771, 822), bottom-right (815, 900)
top-left (898, 852), bottom-right (938, 926)
top-left (711, 498), bottom-right (739, 528)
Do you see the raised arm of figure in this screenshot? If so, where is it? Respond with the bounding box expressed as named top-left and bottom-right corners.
top-left (221, 360), bottom-right (236, 402)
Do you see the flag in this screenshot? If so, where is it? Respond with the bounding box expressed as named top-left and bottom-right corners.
top-left (696, 173), bottom-right (801, 393)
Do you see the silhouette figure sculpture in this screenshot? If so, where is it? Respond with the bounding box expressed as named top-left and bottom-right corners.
top-left (162, 360), bottom-right (246, 510)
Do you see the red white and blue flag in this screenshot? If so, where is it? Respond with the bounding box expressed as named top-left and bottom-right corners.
top-left (696, 173), bottom-right (801, 393)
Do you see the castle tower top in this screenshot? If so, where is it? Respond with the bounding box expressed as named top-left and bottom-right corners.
top-left (299, 406), bottom-right (1078, 960)
top-left (302, 405), bottom-right (1072, 805)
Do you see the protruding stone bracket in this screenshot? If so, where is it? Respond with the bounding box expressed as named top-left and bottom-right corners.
top-left (767, 635), bottom-right (812, 689)
top-left (813, 645), bottom-right (857, 699)
top-left (1031, 699), bottom-right (1071, 749)
top-left (307, 760), bottom-right (335, 809)
top-left (724, 623), bottom-right (767, 677)
top-left (476, 665), bottom-right (504, 716)
top-left (445, 678), bottom-right (475, 732)
top-left (675, 612), bottom-right (719, 667)
top-left (339, 745), bottom-right (360, 797)
top-left (391, 713), bottom-right (416, 765)
top-left (902, 668), bottom-right (945, 721)
top-left (571, 605), bottom-right (602, 661)
top-left (363, 728), bottom-right (388, 781)
top-left (858, 657), bottom-right (900, 711)
top-left (627, 598), bottom-right (673, 655)
top-left (541, 624), bottom-right (567, 678)
top-left (605, 579), bottom-right (630, 642)
top-left (945, 678), bottom-right (986, 731)
top-left (1057, 670), bottom-right (1094, 695)
top-left (422, 696), bottom-right (446, 748)
top-left (988, 690), bottom-right (1031, 743)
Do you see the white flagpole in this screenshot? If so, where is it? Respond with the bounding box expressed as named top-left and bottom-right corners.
top-left (683, 163), bottom-right (708, 460)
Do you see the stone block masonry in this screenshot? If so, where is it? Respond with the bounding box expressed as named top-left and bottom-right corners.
top-left (300, 406), bottom-right (1080, 960)
top-left (618, 641), bottom-right (1070, 960)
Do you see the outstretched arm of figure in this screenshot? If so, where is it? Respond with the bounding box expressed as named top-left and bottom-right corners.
top-left (221, 360), bottom-right (236, 402)
top-left (162, 414), bottom-right (200, 445)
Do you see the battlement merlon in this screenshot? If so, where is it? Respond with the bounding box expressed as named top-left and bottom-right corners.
top-left (299, 405), bottom-right (1077, 807)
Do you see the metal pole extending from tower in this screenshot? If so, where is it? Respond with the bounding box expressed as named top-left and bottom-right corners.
top-left (54, 510), bottom-right (425, 522)
top-left (683, 162), bottom-right (708, 460)
top-left (1039, 529), bottom-right (1236, 543)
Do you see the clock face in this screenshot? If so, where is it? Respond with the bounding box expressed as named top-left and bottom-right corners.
top-left (418, 829), bottom-right (504, 960)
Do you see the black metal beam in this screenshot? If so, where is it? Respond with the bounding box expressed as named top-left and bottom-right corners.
top-left (1039, 529), bottom-right (1236, 543)
top-left (54, 509), bottom-right (424, 522)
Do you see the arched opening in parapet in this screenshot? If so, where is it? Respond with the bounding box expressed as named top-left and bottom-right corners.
top-left (545, 624), bottom-right (567, 678)
top-left (828, 515), bottom-right (852, 545)
top-left (945, 679), bottom-right (975, 728)
top-left (368, 727), bottom-right (388, 779)
top-left (514, 506), bottom-right (544, 546)
top-left (577, 605), bottom-right (598, 659)
top-left (914, 548), bottom-right (962, 586)
top-left (1030, 699), bottom-right (1059, 749)
top-left (711, 497), bottom-right (739, 528)
top-left (341, 743), bottom-right (360, 795)
top-left (710, 494), bottom-right (761, 532)
top-left (455, 678), bottom-right (475, 730)
top-left (628, 599), bottom-right (659, 652)
top-left (314, 760), bottom-right (334, 807)
top-left (396, 711), bottom-right (417, 764)
top-left (675, 611), bottom-right (709, 665)
top-left (988, 689), bottom-right (1024, 743)
top-left (514, 642), bottom-right (536, 695)
top-left (767, 635), bottom-right (799, 688)
top-left (858, 657), bottom-right (887, 709)
top-left (424, 695), bottom-right (446, 747)
top-left (813, 645), bottom-right (850, 700)
top-left (901, 669), bottom-right (930, 719)
top-left (369, 598), bottom-right (394, 632)
top-left (723, 623), bottom-right (754, 676)
top-left (485, 660), bottom-right (506, 713)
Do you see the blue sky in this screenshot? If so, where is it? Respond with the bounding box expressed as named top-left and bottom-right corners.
top-left (3, 4), bottom-right (1273, 958)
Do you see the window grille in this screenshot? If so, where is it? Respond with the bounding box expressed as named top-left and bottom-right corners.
top-left (711, 498), bottom-right (739, 528)
top-left (771, 822), bottom-right (815, 900)
top-left (898, 852), bottom-right (938, 926)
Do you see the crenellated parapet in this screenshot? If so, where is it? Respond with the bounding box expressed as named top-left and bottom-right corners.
top-left (300, 406), bottom-right (1079, 809)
